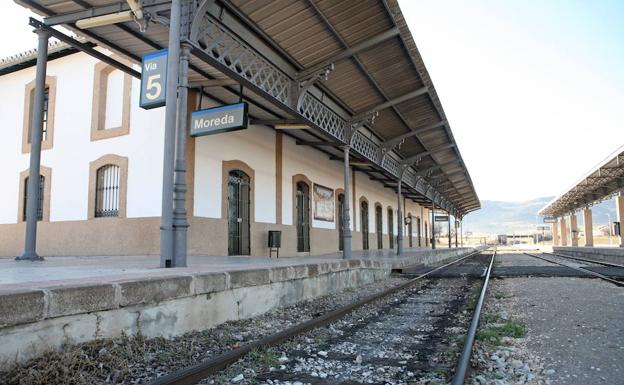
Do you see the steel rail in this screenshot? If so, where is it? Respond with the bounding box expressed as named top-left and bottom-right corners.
top-left (450, 249), bottom-right (496, 385)
top-left (544, 252), bottom-right (624, 269)
top-left (150, 249), bottom-right (485, 385)
top-left (525, 252), bottom-right (624, 287)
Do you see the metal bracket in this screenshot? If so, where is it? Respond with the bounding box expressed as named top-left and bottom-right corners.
top-left (346, 110), bottom-right (378, 147)
top-left (294, 63), bottom-right (334, 111)
top-left (143, 9), bottom-right (169, 29)
top-left (189, 0), bottom-right (216, 42)
top-left (377, 136), bottom-right (407, 164)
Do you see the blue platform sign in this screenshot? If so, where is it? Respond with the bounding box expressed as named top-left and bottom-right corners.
top-left (140, 49), bottom-right (167, 109)
top-left (190, 102), bottom-right (249, 137)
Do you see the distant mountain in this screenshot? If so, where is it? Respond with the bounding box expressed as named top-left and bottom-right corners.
top-left (462, 196), bottom-right (618, 235)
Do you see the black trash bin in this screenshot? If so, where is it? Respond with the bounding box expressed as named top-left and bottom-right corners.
top-left (268, 230), bottom-right (282, 258)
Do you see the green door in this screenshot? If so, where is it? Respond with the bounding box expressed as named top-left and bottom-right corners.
top-left (296, 182), bottom-right (310, 252)
top-left (228, 170), bottom-right (250, 255)
top-left (338, 194), bottom-right (344, 251)
top-left (361, 201), bottom-right (369, 250)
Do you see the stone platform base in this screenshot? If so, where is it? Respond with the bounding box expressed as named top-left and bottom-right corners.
top-left (553, 246), bottom-right (624, 265)
top-left (0, 248), bottom-right (476, 369)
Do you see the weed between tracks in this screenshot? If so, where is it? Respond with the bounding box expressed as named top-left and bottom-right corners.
top-left (468, 279), bottom-right (545, 385)
top-left (477, 321), bottom-right (528, 345)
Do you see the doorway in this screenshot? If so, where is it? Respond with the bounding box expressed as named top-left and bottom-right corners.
top-left (296, 181), bottom-right (310, 252)
top-left (227, 170), bottom-right (250, 255)
top-left (388, 208), bottom-right (394, 249)
top-left (417, 217), bottom-right (422, 247)
top-left (361, 200), bottom-right (369, 250)
top-left (338, 193), bottom-right (344, 251)
top-left (376, 205), bottom-right (383, 249)
top-left (408, 213), bottom-right (413, 248)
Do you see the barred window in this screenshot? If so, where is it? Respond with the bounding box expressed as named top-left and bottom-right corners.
top-left (22, 175), bottom-right (44, 221)
top-left (95, 164), bottom-right (120, 217)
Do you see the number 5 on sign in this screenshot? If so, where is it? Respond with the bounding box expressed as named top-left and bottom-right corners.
top-left (140, 50), bottom-right (168, 109)
top-left (145, 75), bottom-right (162, 100)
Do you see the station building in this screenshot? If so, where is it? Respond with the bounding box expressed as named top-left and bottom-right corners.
top-left (2, 0), bottom-right (480, 262)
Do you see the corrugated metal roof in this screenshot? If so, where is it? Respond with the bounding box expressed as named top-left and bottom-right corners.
top-left (13, 0), bottom-right (481, 214)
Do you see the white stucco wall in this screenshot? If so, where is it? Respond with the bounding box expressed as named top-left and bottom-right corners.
top-left (0, 51), bottom-right (431, 241)
top-left (193, 94), bottom-right (276, 223)
top-left (0, 52), bottom-right (165, 224)
top-left (281, 135), bottom-right (344, 229)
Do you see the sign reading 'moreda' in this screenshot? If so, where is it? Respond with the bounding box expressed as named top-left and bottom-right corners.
top-left (140, 50), bottom-right (168, 109)
top-left (190, 102), bottom-right (248, 137)
top-left (543, 216), bottom-right (557, 223)
top-left (435, 215), bottom-right (449, 222)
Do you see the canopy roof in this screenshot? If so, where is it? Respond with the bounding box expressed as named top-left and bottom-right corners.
top-left (539, 145), bottom-right (624, 217)
top-left (14, 0), bottom-right (480, 217)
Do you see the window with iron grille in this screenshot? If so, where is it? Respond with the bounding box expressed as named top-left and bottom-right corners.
top-left (95, 164), bottom-right (120, 217)
top-left (27, 87), bottom-right (49, 143)
top-left (23, 175), bottom-right (44, 221)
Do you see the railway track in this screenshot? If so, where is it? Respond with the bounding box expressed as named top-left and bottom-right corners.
top-left (543, 251), bottom-right (624, 269)
top-left (524, 252), bottom-right (624, 287)
top-left (150, 249), bottom-right (496, 385)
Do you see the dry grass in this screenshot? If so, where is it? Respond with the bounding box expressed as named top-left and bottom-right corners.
top-left (0, 331), bottom-right (224, 385)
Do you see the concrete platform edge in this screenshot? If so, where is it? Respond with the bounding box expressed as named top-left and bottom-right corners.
top-left (0, 247), bottom-right (475, 369)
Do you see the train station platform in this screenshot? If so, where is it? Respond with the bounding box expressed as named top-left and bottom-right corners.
top-left (0, 247), bottom-right (471, 291)
top-left (552, 246), bottom-right (624, 265)
top-left (0, 247), bottom-right (477, 369)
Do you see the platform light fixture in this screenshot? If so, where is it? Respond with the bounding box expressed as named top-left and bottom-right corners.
top-left (76, 0), bottom-right (143, 29)
top-left (76, 11), bottom-right (134, 29)
top-left (273, 124), bottom-right (309, 130)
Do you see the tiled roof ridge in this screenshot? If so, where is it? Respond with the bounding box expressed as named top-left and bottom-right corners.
top-left (0, 35), bottom-right (86, 69)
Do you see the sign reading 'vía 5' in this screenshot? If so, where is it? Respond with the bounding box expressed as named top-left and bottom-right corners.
top-left (190, 102), bottom-right (249, 137)
top-left (140, 50), bottom-right (168, 109)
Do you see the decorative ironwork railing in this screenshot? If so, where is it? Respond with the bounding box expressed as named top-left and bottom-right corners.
top-left (190, 13), bottom-right (456, 215)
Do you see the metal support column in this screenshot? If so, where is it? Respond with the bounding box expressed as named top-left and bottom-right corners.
top-left (397, 176), bottom-right (403, 256)
top-left (18, 28), bottom-right (50, 261)
top-left (342, 145), bottom-right (352, 259)
top-left (455, 217), bottom-right (459, 247)
top-left (448, 212), bottom-right (452, 248)
top-left (160, 0), bottom-right (181, 268)
top-left (172, 42), bottom-right (191, 267)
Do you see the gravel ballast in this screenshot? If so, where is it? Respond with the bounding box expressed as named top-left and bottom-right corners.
top-left (501, 277), bottom-right (624, 385)
top-left (0, 278), bottom-right (408, 385)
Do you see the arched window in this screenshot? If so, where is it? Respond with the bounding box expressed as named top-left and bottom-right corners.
top-left (95, 164), bottom-right (121, 217)
top-left (22, 175), bottom-right (44, 221)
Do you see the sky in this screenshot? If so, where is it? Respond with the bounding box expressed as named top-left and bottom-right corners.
top-left (399, 0), bottom-right (624, 201)
top-left (1, 1), bottom-right (623, 202)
